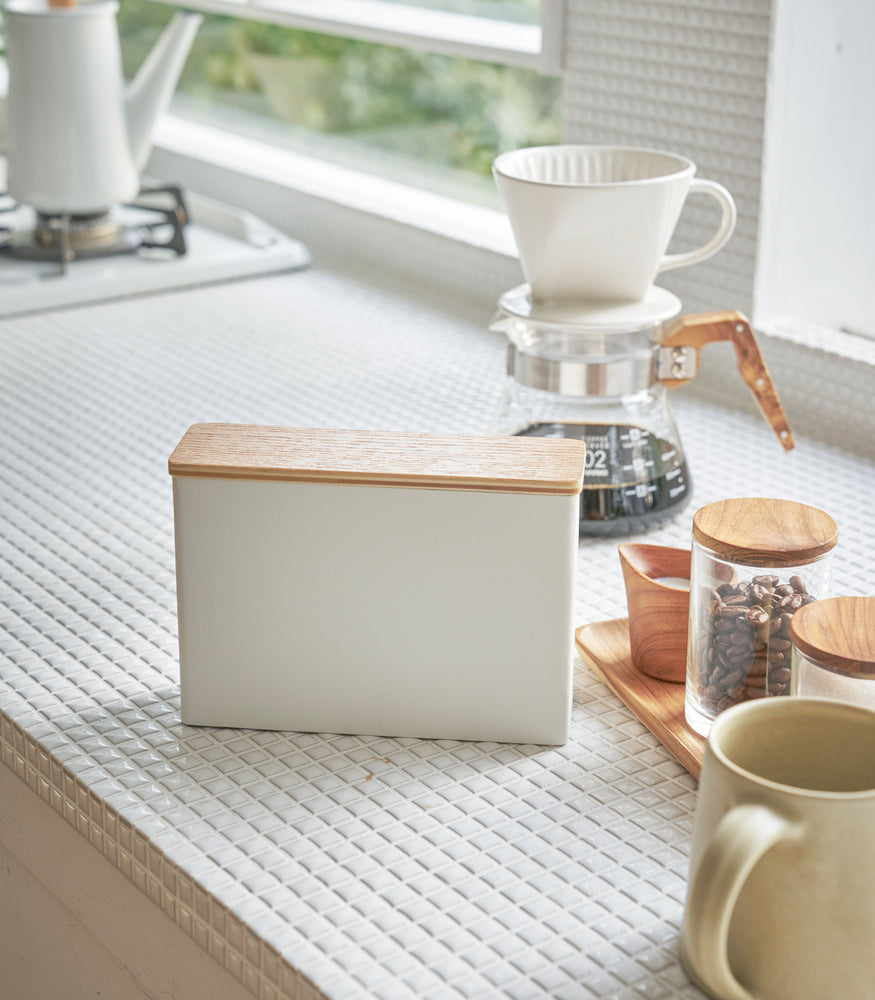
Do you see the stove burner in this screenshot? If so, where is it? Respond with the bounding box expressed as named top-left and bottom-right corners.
top-left (0, 185), bottom-right (189, 273)
top-left (33, 211), bottom-right (124, 254)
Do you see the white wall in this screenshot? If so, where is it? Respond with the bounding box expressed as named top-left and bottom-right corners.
top-left (755, 0), bottom-right (875, 338)
top-left (564, 0), bottom-right (873, 336)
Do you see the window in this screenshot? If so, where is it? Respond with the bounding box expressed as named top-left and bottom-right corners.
top-left (148, 0), bottom-right (562, 70)
top-left (118, 0), bottom-right (563, 206)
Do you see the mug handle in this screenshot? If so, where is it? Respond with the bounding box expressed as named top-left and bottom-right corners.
top-left (680, 804), bottom-right (800, 1000)
top-left (658, 178), bottom-right (737, 273)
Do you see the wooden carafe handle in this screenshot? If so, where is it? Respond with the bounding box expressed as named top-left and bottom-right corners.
top-left (662, 311), bottom-right (795, 451)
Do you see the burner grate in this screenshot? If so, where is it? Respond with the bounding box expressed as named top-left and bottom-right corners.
top-left (0, 184), bottom-right (190, 273)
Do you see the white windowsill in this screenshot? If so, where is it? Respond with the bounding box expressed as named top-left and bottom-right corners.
top-left (152, 114), bottom-right (518, 260)
top-left (755, 316), bottom-right (875, 367)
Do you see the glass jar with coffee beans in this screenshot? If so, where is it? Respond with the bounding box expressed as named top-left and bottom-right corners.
top-left (684, 497), bottom-right (838, 736)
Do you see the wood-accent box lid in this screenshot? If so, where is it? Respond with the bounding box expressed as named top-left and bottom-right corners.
top-left (168, 423), bottom-right (586, 496)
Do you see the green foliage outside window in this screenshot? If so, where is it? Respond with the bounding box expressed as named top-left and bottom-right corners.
top-left (117, 0), bottom-right (561, 190)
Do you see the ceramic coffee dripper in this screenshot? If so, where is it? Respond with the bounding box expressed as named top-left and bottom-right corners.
top-left (680, 697), bottom-right (875, 1000)
top-left (618, 543), bottom-right (691, 682)
top-left (492, 145), bottom-right (737, 303)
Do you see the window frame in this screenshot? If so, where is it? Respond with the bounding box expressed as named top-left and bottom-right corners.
top-left (149, 0), bottom-right (565, 73)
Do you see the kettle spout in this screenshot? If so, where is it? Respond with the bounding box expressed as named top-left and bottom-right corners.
top-left (125, 11), bottom-right (203, 172)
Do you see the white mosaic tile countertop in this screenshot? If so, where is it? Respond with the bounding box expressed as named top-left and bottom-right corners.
top-left (2, 263), bottom-right (875, 1000)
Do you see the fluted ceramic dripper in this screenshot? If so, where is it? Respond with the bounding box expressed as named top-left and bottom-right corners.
top-left (493, 145), bottom-right (736, 304)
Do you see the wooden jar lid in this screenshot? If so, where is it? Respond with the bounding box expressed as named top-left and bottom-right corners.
top-left (169, 423), bottom-right (586, 496)
top-left (692, 497), bottom-right (838, 566)
top-left (791, 597), bottom-right (875, 676)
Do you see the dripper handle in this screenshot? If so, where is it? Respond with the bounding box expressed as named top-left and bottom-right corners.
top-left (662, 311), bottom-right (795, 451)
top-left (658, 179), bottom-right (737, 275)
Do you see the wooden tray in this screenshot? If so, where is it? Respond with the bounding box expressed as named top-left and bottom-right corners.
top-left (575, 617), bottom-right (705, 779)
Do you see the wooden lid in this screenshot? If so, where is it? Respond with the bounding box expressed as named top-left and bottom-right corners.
top-left (692, 497), bottom-right (838, 566)
top-left (791, 597), bottom-right (875, 676)
top-left (168, 423), bottom-right (586, 496)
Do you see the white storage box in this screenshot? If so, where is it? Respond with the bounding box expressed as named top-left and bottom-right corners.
top-left (169, 424), bottom-right (585, 744)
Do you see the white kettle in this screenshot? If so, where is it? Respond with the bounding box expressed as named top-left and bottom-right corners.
top-left (4, 0), bottom-right (202, 214)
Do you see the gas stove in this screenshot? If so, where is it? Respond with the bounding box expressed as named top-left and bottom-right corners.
top-left (0, 175), bottom-right (310, 319)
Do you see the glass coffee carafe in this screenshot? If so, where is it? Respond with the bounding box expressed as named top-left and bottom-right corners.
top-left (490, 284), bottom-right (794, 536)
top-left (490, 144), bottom-right (795, 535)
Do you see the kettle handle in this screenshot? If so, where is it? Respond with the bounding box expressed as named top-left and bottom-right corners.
top-left (662, 311), bottom-right (795, 451)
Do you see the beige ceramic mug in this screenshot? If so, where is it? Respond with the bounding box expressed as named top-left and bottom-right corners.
top-left (680, 697), bottom-right (875, 1000)
top-left (493, 145), bottom-right (736, 303)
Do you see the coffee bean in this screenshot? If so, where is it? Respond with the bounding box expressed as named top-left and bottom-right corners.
top-left (780, 614), bottom-right (799, 638)
top-left (746, 606), bottom-right (770, 626)
top-left (747, 658), bottom-right (768, 678)
top-left (726, 645), bottom-right (753, 662)
top-left (729, 629), bottom-right (754, 647)
top-left (714, 617), bottom-right (738, 632)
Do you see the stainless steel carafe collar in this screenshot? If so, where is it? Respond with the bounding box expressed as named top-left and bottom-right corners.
top-left (494, 284), bottom-right (693, 398)
top-left (506, 339), bottom-right (658, 397)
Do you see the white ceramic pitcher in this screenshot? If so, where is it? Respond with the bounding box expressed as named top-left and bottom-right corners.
top-left (4, 0), bottom-right (202, 214)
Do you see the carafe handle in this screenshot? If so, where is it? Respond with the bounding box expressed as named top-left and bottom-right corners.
top-left (662, 311), bottom-right (794, 451)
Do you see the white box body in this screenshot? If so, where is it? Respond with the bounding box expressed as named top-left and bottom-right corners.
top-left (170, 425), bottom-right (585, 744)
